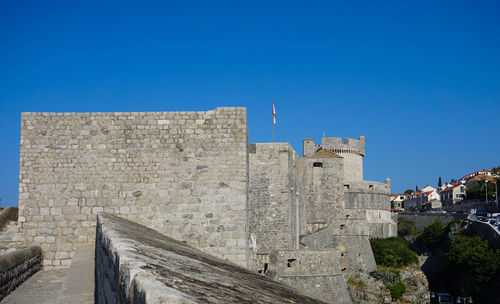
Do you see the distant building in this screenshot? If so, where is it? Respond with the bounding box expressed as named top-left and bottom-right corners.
top-left (459, 170), bottom-right (493, 183)
top-left (390, 194), bottom-right (405, 211)
top-left (440, 184), bottom-right (466, 205)
top-left (402, 185), bottom-right (441, 210)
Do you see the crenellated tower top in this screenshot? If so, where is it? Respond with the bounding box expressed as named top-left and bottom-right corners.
top-left (303, 136), bottom-right (365, 157)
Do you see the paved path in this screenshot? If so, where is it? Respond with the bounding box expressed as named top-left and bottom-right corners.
top-left (56, 244), bottom-right (94, 304)
top-left (1, 244), bottom-right (94, 304)
top-left (1, 269), bottom-right (68, 304)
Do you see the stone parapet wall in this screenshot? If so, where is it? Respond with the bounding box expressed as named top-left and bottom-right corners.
top-left (467, 220), bottom-right (500, 250)
top-left (321, 137), bottom-right (365, 156)
top-left (399, 214), bottom-right (466, 231)
top-left (0, 246), bottom-right (42, 301)
top-left (344, 181), bottom-right (390, 210)
top-left (271, 249), bottom-right (352, 304)
top-left (95, 212), bottom-right (329, 304)
top-left (19, 108), bottom-right (248, 268)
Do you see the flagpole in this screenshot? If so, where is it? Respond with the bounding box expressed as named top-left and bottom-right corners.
top-left (272, 100), bottom-right (275, 142)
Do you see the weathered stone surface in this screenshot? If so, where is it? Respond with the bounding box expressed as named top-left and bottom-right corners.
top-left (0, 246), bottom-right (43, 301)
top-left (248, 143), bottom-right (298, 269)
top-left (19, 108), bottom-right (248, 267)
top-left (1, 269), bottom-right (68, 304)
top-left (271, 249), bottom-right (352, 304)
top-left (96, 213), bottom-right (331, 304)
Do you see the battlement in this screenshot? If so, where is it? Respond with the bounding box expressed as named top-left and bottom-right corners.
top-left (303, 136), bottom-right (365, 157)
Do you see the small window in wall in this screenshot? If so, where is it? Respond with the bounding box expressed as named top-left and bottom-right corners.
top-left (344, 185), bottom-right (350, 190)
top-left (313, 162), bottom-right (323, 168)
top-left (258, 263), bottom-right (269, 274)
top-left (369, 184), bottom-right (373, 190)
top-left (287, 259), bottom-right (297, 267)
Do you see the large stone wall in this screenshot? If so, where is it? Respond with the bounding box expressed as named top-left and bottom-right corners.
top-left (271, 249), bottom-right (352, 304)
top-left (399, 214), bottom-right (467, 231)
top-left (344, 181), bottom-right (395, 238)
top-left (19, 108), bottom-right (248, 268)
top-left (298, 155), bottom-right (344, 231)
top-left (248, 143), bottom-right (298, 271)
top-left (95, 212), bottom-right (330, 304)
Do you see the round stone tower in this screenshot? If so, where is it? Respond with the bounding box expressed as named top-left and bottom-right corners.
top-left (320, 136), bottom-right (365, 181)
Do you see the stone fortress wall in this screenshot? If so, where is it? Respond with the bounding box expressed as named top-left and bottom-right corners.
top-left (17, 107), bottom-right (395, 304)
top-left (247, 143), bottom-right (299, 272)
top-left (304, 137), bottom-right (365, 181)
top-left (18, 108), bottom-right (248, 268)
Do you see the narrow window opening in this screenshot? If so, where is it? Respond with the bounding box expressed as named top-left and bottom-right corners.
top-left (340, 224), bottom-right (346, 229)
top-left (369, 184), bottom-right (373, 190)
top-left (313, 162), bottom-right (323, 168)
top-left (287, 259), bottom-right (297, 267)
top-left (258, 263), bottom-right (269, 274)
top-left (344, 184), bottom-right (350, 190)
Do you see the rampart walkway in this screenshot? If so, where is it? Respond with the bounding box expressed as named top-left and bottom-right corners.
top-left (1, 245), bottom-right (94, 304)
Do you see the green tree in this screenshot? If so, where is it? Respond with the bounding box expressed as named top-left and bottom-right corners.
top-left (492, 166), bottom-right (500, 177)
top-left (438, 177), bottom-right (442, 187)
top-left (370, 237), bottom-right (418, 268)
top-left (404, 189), bottom-right (413, 195)
top-left (387, 281), bottom-right (406, 300)
top-left (421, 221), bottom-right (445, 248)
top-left (398, 218), bottom-right (418, 237)
top-left (447, 236), bottom-right (500, 284)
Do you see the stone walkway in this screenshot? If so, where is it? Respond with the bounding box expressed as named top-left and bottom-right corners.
top-left (1, 269), bottom-right (68, 304)
top-left (1, 245), bottom-right (94, 304)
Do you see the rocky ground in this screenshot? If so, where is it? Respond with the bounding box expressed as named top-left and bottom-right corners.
top-left (347, 266), bottom-right (429, 304)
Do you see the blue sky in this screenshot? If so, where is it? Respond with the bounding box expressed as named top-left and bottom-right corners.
top-left (1, 1), bottom-right (499, 207)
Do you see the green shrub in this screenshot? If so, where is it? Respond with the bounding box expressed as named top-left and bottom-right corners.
top-left (369, 270), bottom-right (400, 284)
top-left (445, 219), bottom-right (464, 239)
top-left (447, 236), bottom-right (500, 284)
top-left (387, 281), bottom-right (406, 299)
top-left (421, 220), bottom-right (445, 248)
top-left (370, 237), bottom-right (418, 268)
top-left (398, 218), bottom-right (418, 237)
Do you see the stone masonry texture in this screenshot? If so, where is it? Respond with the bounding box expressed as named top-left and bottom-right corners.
top-left (18, 108), bottom-right (248, 268)
top-left (0, 246), bottom-right (43, 301)
top-left (95, 212), bottom-right (331, 304)
top-left (248, 143), bottom-right (298, 271)
top-left (17, 106), bottom-right (396, 303)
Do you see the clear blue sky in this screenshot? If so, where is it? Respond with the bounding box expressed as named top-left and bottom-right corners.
top-left (1, 1), bottom-right (499, 207)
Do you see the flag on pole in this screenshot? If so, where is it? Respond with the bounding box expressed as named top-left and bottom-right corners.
top-left (272, 102), bottom-right (276, 126)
